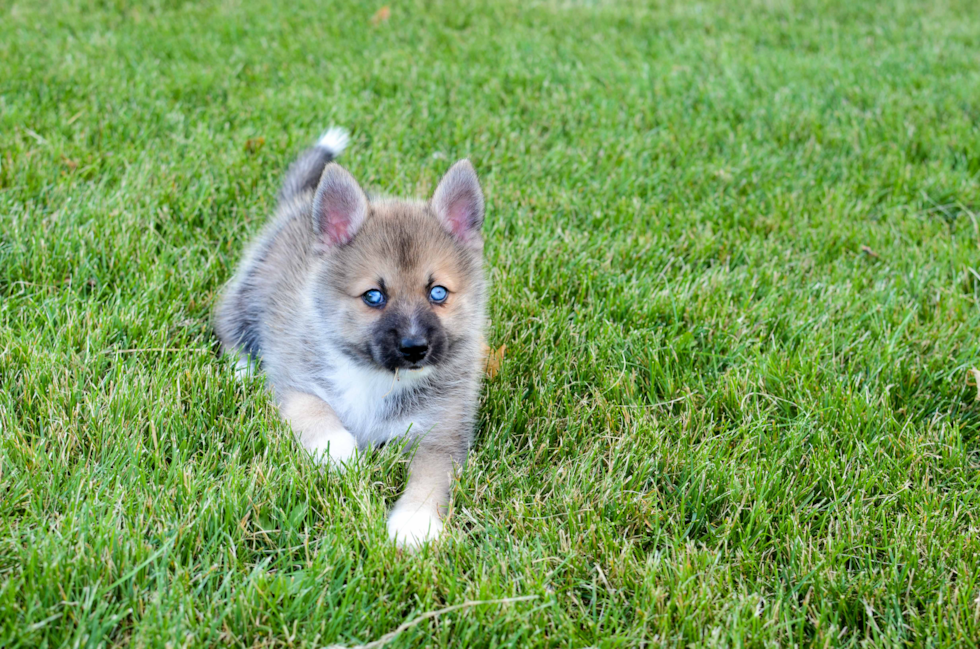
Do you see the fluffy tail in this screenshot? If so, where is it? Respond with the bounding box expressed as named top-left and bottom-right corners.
top-left (278, 127), bottom-right (350, 203)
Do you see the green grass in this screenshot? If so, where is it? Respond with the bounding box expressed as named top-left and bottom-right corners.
top-left (2, 0), bottom-right (979, 646)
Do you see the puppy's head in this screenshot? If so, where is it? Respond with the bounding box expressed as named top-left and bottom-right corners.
top-left (311, 160), bottom-right (486, 374)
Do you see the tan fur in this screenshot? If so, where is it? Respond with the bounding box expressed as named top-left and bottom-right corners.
top-left (280, 392), bottom-right (358, 469)
top-left (215, 139), bottom-right (487, 549)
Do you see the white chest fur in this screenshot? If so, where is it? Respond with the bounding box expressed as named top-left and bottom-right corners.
top-left (312, 353), bottom-right (433, 448)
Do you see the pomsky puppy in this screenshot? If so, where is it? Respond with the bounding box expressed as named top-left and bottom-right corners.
top-left (215, 128), bottom-right (487, 549)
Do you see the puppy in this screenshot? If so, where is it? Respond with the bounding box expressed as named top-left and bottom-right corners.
top-left (214, 128), bottom-right (487, 549)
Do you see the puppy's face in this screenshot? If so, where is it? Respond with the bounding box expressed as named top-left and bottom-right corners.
top-left (311, 161), bottom-right (485, 374)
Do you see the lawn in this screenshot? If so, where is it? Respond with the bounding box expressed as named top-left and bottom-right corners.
top-left (2, 0), bottom-right (979, 646)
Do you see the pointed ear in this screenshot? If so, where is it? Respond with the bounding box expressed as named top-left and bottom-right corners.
top-left (312, 163), bottom-right (368, 247)
top-left (431, 159), bottom-right (484, 245)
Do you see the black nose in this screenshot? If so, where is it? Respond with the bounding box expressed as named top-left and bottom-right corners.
top-left (398, 337), bottom-right (429, 364)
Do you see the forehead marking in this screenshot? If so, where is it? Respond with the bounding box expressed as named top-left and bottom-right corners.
top-left (396, 226), bottom-right (418, 269)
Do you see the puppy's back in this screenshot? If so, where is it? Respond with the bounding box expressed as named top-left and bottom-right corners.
top-left (215, 129), bottom-right (349, 367)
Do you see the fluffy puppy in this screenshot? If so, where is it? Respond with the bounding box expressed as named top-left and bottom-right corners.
top-left (215, 128), bottom-right (487, 549)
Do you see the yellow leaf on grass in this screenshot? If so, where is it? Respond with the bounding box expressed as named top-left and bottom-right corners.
top-left (244, 137), bottom-right (265, 153)
top-left (371, 6), bottom-right (390, 25)
top-left (481, 342), bottom-right (506, 379)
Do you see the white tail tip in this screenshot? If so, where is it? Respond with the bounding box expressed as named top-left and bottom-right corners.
top-left (317, 127), bottom-right (349, 157)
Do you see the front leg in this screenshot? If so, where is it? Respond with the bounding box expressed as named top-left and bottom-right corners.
top-left (387, 429), bottom-right (467, 550)
top-left (280, 392), bottom-right (358, 470)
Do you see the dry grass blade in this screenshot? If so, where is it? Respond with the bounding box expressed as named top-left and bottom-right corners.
top-left (324, 596), bottom-right (538, 649)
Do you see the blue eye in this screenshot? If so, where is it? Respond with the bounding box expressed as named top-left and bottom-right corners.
top-left (362, 289), bottom-right (386, 307)
top-left (429, 285), bottom-right (448, 303)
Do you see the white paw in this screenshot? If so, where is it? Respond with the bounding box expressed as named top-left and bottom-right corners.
top-left (305, 429), bottom-right (358, 472)
top-left (387, 502), bottom-right (443, 550)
